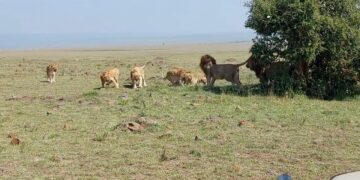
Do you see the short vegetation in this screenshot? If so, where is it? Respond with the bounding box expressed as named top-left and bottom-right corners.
top-left (0, 44), bottom-right (359, 179)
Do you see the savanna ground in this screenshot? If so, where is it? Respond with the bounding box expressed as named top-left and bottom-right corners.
top-left (0, 42), bottom-right (359, 179)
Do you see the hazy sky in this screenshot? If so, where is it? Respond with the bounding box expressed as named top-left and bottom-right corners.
top-left (0, 0), bottom-right (251, 35)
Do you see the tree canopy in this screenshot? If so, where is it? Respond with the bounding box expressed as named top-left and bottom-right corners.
top-left (245, 0), bottom-right (360, 99)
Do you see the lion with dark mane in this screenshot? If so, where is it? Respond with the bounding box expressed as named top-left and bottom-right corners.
top-left (199, 54), bottom-right (217, 78)
top-left (245, 55), bottom-right (308, 86)
top-left (199, 54), bottom-right (247, 86)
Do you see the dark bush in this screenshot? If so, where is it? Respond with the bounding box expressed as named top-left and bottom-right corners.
top-left (245, 0), bottom-right (360, 99)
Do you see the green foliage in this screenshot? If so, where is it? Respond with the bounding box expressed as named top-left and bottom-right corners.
top-left (246, 0), bottom-right (360, 99)
top-left (353, 56), bottom-right (360, 80)
top-left (307, 59), bottom-right (358, 99)
top-left (271, 75), bottom-right (295, 97)
top-left (118, 98), bottom-right (129, 105)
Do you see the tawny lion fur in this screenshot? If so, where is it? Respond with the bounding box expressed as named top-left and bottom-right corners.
top-left (100, 68), bottom-right (120, 88)
top-left (130, 65), bottom-right (147, 89)
top-left (181, 71), bottom-right (207, 85)
top-left (46, 64), bottom-right (59, 83)
top-left (165, 67), bottom-right (206, 86)
top-left (165, 67), bottom-right (187, 85)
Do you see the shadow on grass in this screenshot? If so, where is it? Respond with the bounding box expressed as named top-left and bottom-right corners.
top-left (92, 84), bottom-right (131, 90)
top-left (203, 84), bottom-right (360, 99)
top-left (40, 80), bottom-right (50, 83)
top-left (202, 84), bottom-right (269, 97)
top-left (123, 84), bottom-right (133, 89)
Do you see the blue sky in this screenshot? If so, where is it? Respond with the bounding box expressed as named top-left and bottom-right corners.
top-left (0, 0), bottom-right (251, 35)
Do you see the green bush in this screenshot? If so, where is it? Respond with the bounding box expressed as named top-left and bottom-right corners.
top-left (353, 56), bottom-right (360, 81)
top-left (307, 58), bottom-right (358, 100)
top-left (271, 75), bottom-right (295, 97)
top-left (246, 0), bottom-right (360, 99)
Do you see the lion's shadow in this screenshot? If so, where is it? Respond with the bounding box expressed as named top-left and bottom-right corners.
top-left (202, 84), bottom-right (269, 96)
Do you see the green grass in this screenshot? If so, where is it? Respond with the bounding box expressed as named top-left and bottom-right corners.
top-left (0, 43), bottom-right (359, 179)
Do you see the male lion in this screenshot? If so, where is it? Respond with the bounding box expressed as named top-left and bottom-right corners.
top-left (130, 65), bottom-right (147, 89)
top-left (199, 54), bottom-right (216, 78)
top-left (245, 55), bottom-right (308, 86)
top-left (100, 68), bottom-right (120, 88)
top-left (46, 64), bottom-right (59, 83)
top-left (200, 55), bottom-right (247, 86)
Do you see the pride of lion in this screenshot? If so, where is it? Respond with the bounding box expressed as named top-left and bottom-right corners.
top-left (46, 54), bottom-right (307, 89)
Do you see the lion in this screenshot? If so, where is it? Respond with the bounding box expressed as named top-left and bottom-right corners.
top-left (164, 67), bottom-right (187, 86)
top-left (246, 55), bottom-right (290, 85)
top-left (200, 54), bottom-right (216, 78)
top-left (200, 55), bottom-right (248, 86)
top-left (100, 68), bottom-right (120, 88)
top-left (245, 55), bottom-right (308, 86)
top-left (165, 67), bottom-right (206, 86)
top-left (130, 65), bottom-right (147, 89)
top-left (180, 71), bottom-right (207, 86)
top-left (46, 64), bottom-right (59, 83)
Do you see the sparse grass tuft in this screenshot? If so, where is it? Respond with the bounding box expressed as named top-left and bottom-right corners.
top-left (83, 91), bottom-right (99, 97)
top-left (92, 132), bottom-right (108, 142)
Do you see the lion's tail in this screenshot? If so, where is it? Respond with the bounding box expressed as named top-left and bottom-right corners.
top-left (236, 59), bottom-right (250, 67)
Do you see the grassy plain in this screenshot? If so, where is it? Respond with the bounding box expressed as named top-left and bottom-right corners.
top-left (0, 42), bottom-right (359, 179)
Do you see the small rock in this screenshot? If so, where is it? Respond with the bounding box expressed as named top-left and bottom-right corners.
top-left (238, 120), bottom-right (247, 126)
top-left (10, 137), bottom-right (20, 145)
top-left (127, 122), bottom-right (144, 132)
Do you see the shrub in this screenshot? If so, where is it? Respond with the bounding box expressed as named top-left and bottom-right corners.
top-left (245, 0), bottom-right (360, 99)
